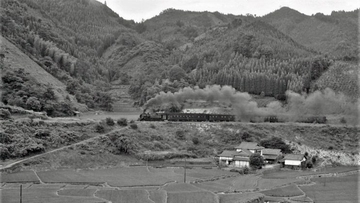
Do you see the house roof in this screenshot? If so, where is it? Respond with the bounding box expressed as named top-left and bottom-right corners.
top-left (263, 154), bottom-right (279, 160)
top-left (284, 154), bottom-right (305, 161)
top-left (218, 150), bottom-right (240, 157)
top-left (237, 149), bottom-right (253, 157)
top-left (234, 156), bottom-right (250, 161)
top-left (235, 142), bottom-right (264, 150)
top-left (262, 148), bottom-right (281, 155)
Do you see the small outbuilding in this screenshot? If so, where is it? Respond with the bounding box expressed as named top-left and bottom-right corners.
top-left (262, 148), bottom-right (282, 164)
top-left (283, 154), bottom-right (306, 168)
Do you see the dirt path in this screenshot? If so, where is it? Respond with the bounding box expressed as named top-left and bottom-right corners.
top-left (0, 127), bottom-right (127, 171)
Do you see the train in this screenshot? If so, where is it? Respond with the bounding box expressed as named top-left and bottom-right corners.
top-left (138, 112), bottom-right (327, 124)
top-left (139, 112), bottom-right (235, 122)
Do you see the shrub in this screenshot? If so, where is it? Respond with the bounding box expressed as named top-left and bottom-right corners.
top-left (192, 137), bottom-right (200, 145)
top-left (149, 123), bottom-right (156, 129)
top-left (260, 137), bottom-right (292, 153)
top-left (130, 123), bottom-right (138, 130)
top-left (105, 117), bottom-right (114, 126)
top-left (249, 153), bottom-right (264, 170)
top-left (241, 132), bottom-right (253, 142)
top-left (243, 166), bottom-right (249, 174)
top-left (340, 117), bottom-right (347, 124)
top-left (328, 146), bottom-right (334, 150)
top-left (95, 123), bottom-right (105, 133)
top-left (129, 120), bottom-right (135, 123)
top-left (175, 130), bottom-right (186, 140)
top-left (0, 109), bottom-right (11, 119)
top-left (117, 118), bottom-right (128, 126)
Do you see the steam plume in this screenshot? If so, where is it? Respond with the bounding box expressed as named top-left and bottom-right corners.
top-left (145, 85), bottom-right (357, 123)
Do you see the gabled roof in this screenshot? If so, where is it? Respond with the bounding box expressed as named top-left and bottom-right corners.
top-left (235, 142), bottom-right (264, 150)
top-left (262, 148), bottom-right (281, 155)
top-left (218, 150), bottom-right (240, 157)
top-left (234, 156), bottom-right (250, 161)
top-left (237, 149), bottom-right (253, 157)
top-left (284, 154), bottom-right (305, 161)
top-left (263, 154), bottom-right (279, 160)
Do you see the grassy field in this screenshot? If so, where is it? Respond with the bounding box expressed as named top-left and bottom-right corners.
top-left (57, 188), bottom-right (98, 197)
top-left (218, 193), bottom-right (265, 203)
top-left (300, 173), bottom-right (359, 203)
top-left (261, 184), bottom-right (303, 197)
top-left (262, 166), bottom-right (359, 179)
top-left (95, 189), bottom-right (153, 203)
top-left (36, 170), bottom-right (103, 185)
top-left (0, 186), bottom-right (103, 203)
top-left (0, 171), bottom-right (40, 183)
top-left (166, 191), bottom-right (218, 203)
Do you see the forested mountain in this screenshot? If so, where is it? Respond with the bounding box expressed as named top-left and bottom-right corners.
top-left (263, 7), bottom-right (358, 60)
top-left (1, 0), bottom-right (358, 114)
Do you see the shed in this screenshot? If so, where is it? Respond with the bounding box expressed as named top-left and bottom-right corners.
top-left (262, 148), bottom-right (282, 163)
top-left (284, 154), bottom-right (306, 167)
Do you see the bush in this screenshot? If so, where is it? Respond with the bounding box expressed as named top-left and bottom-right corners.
top-left (340, 117), bottom-right (347, 124)
top-left (175, 130), bottom-right (186, 140)
top-left (243, 166), bottom-right (249, 174)
top-left (117, 118), bottom-right (128, 126)
top-left (129, 120), bottom-right (135, 123)
top-left (0, 109), bottom-right (11, 119)
top-left (130, 123), bottom-right (138, 130)
top-left (95, 123), bottom-right (105, 133)
top-left (105, 117), bottom-right (114, 126)
top-left (149, 123), bottom-right (156, 129)
top-left (249, 153), bottom-right (264, 170)
top-left (260, 137), bottom-right (292, 153)
top-left (192, 137), bottom-right (200, 145)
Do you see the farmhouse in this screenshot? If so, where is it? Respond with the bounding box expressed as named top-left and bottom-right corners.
top-left (235, 142), bottom-right (264, 155)
top-left (218, 142), bottom-right (265, 168)
top-left (218, 150), bottom-right (240, 165)
top-left (283, 154), bottom-right (306, 168)
top-left (233, 149), bottom-right (253, 167)
top-left (262, 148), bottom-right (282, 164)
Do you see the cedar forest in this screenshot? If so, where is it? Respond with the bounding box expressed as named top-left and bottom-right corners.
top-left (1, 0), bottom-right (358, 115)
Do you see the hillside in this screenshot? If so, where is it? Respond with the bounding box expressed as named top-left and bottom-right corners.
top-left (1, 1), bottom-right (358, 113)
top-left (263, 7), bottom-right (358, 60)
top-left (2, 121), bottom-right (358, 170)
top-left (1, 36), bottom-right (87, 112)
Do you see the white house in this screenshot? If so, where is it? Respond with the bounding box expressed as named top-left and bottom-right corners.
top-left (235, 142), bottom-right (264, 155)
top-left (233, 149), bottom-right (253, 167)
top-left (284, 154), bottom-right (306, 167)
top-left (218, 150), bottom-right (240, 166)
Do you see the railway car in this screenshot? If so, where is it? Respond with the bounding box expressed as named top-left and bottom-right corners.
top-left (139, 112), bottom-right (235, 122)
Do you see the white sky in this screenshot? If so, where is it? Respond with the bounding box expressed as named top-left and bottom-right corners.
top-left (102, 0), bottom-right (359, 22)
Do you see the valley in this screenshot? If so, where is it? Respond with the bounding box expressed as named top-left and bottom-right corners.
top-left (0, 0), bottom-right (359, 202)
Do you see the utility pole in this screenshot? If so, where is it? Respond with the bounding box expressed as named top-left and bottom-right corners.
top-left (184, 157), bottom-right (187, 183)
top-left (20, 184), bottom-right (22, 203)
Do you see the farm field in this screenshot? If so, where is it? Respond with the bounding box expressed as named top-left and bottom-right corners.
top-left (1, 167), bottom-right (359, 203)
top-left (0, 171), bottom-right (40, 183)
top-left (218, 192), bottom-right (265, 203)
top-left (262, 166), bottom-right (359, 179)
top-left (0, 185), bottom-right (103, 203)
top-left (166, 191), bottom-right (218, 203)
top-left (300, 173), bottom-right (359, 203)
top-left (261, 184), bottom-right (303, 197)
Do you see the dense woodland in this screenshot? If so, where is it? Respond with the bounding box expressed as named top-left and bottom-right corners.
top-left (1, 0), bottom-right (358, 114)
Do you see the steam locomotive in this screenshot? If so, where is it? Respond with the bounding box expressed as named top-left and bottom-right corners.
top-left (139, 112), bottom-right (235, 122)
top-left (138, 112), bottom-right (327, 124)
